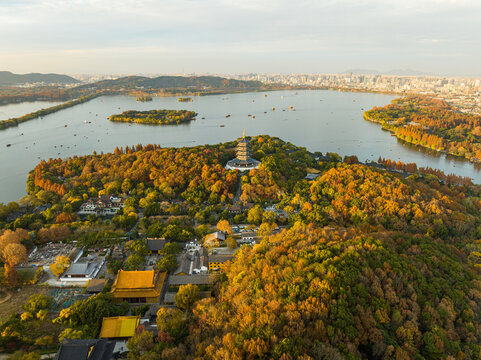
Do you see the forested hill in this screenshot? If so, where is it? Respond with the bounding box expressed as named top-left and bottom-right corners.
top-left (363, 95), bottom-right (481, 163)
top-left (0, 75), bottom-right (274, 105)
top-left (0, 71), bottom-right (80, 85)
top-left (81, 75), bottom-right (265, 91)
top-left (14, 136), bottom-right (481, 358)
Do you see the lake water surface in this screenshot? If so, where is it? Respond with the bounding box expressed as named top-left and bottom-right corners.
top-left (0, 100), bottom-right (63, 121)
top-left (0, 90), bottom-right (479, 203)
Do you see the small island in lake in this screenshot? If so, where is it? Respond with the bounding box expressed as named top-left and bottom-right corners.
top-left (178, 97), bottom-right (193, 102)
top-left (136, 95), bottom-right (153, 102)
top-left (109, 109), bottom-right (197, 125)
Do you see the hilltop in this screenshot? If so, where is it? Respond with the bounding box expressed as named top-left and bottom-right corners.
top-left (0, 71), bottom-right (80, 86)
top-left (79, 75), bottom-right (266, 91)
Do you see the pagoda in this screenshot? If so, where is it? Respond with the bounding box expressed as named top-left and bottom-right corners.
top-left (225, 130), bottom-right (261, 171)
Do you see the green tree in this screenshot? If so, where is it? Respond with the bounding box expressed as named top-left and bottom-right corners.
top-left (54, 293), bottom-right (125, 337)
top-left (147, 223), bottom-right (165, 238)
top-left (160, 242), bottom-right (182, 255)
top-left (156, 255), bottom-right (178, 272)
top-left (175, 284), bottom-right (200, 310)
top-left (23, 294), bottom-right (53, 314)
top-left (58, 328), bottom-right (83, 342)
top-left (129, 240), bottom-right (150, 256)
top-left (7, 352), bottom-right (41, 360)
top-left (156, 308), bottom-right (187, 341)
top-left (107, 259), bottom-right (122, 275)
top-left (127, 330), bottom-right (155, 360)
top-left (123, 253), bottom-right (145, 271)
top-left (225, 236), bottom-right (238, 249)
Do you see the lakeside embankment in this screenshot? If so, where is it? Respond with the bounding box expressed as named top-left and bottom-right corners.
top-left (0, 93), bottom-right (102, 130)
top-left (363, 95), bottom-right (481, 164)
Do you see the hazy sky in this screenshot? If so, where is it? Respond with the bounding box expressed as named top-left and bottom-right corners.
top-left (1, 0), bottom-right (480, 75)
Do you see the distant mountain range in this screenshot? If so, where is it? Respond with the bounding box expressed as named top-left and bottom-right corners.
top-left (343, 69), bottom-right (435, 76)
top-left (0, 71), bottom-right (80, 85)
top-left (81, 75), bottom-right (264, 91)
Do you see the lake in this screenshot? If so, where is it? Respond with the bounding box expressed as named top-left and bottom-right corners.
top-left (0, 90), bottom-right (479, 203)
top-left (0, 100), bottom-right (63, 121)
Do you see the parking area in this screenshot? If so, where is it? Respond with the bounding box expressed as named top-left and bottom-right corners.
top-left (26, 243), bottom-right (79, 267)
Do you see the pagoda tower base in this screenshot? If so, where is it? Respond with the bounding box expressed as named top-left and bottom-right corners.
top-left (225, 158), bottom-right (261, 171)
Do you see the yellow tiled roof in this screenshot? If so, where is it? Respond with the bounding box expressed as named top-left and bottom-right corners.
top-left (99, 316), bottom-right (139, 338)
top-left (112, 270), bottom-right (155, 289)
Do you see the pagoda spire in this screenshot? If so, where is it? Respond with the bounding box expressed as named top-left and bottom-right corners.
top-left (243, 129), bottom-right (245, 138)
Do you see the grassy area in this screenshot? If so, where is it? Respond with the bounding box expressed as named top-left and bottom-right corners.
top-left (0, 289), bottom-right (9, 302)
top-left (0, 285), bottom-right (49, 321)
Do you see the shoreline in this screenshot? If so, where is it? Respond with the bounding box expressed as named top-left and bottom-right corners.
top-left (363, 111), bottom-right (481, 166)
top-left (0, 87), bottom-right (287, 131)
top-left (0, 89), bottom-right (479, 204)
top-left (0, 93), bottom-right (102, 131)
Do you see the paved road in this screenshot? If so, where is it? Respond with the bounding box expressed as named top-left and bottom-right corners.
top-left (0, 291), bottom-right (12, 305)
top-left (233, 173), bottom-right (242, 204)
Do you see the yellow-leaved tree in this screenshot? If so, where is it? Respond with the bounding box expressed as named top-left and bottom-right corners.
top-left (50, 256), bottom-right (71, 277)
top-left (217, 219), bottom-right (233, 234)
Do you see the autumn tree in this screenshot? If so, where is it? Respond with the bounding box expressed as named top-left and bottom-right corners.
top-left (257, 222), bottom-right (277, 238)
top-left (0, 229), bottom-right (28, 286)
top-left (55, 212), bottom-right (74, 224)
top-left (247, 205), bottom-right (263, 224)
top-left (58, 328), bottom-right (83, 342)
top-left (175, 284), bottom-right (200, 310)
top-left (23, 294), bottom-right (53, 314)
top-left (225, 236), bottom-right (237, 249)
top-left (49, 255), bottom-right (71, 277)
top-left (37, 226), bottom-right (71, 244)
top-left (217, 220), bottom-right (233, 234)
top-left (156, 307), bottom-right (187, 341)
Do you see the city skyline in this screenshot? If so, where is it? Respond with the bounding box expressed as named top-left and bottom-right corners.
top-left (1, 0), bottom-right (480, 76)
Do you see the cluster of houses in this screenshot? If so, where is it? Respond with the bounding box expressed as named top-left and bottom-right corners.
top-left (78, 196), bottom-right (125, 216)
top-left (48, 223), bottom-right (278, 359)
top-left (175, 241), bottom-right (233, 275)
top-left (54, 265), bottom-right (217, 359)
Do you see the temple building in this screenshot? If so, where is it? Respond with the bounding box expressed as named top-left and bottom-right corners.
top-left (110, 270), bottom-right (165, 303)
top-left (225, 130), bottom-right (261, 171)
